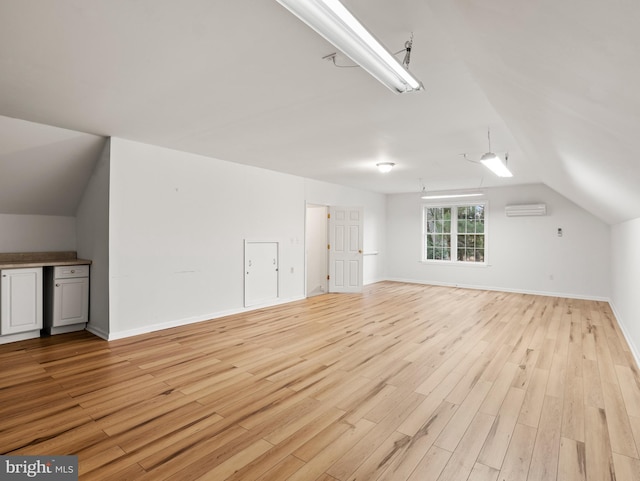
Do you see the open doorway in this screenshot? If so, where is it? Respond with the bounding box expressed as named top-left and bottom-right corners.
top-left (305, 204), bottom-right (364, 297)
top-left (305, 204), bottom-right (328, 297)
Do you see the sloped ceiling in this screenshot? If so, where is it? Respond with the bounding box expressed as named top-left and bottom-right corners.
top-left (428, 0), bottom-right (640, 224)
top-left (0, 0), bottom-right (637, 223)
top-left (0, 116), bottom-right (105, 216)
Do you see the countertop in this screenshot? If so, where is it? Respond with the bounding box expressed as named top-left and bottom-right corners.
top-left (0, 251), bottom-right (92, 269)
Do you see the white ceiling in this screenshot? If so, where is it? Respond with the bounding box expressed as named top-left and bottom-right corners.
top-left (0, 0), bottom-right (638, 223)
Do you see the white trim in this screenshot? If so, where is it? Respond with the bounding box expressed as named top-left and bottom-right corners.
top-left (608, 301), bottom-right (640, 370)
top-left (422, 202), bottom-right (488, 264)
top-left (419, 260), bottom-right (489, 268)
top-left (0, 330), bottom-right (41, 345)
top-left (105, 295), bottom-right (305, 341)
top-left (386, 277), bottom-right (610, 302)
top-left (85, 323), bottom-right (109, 340)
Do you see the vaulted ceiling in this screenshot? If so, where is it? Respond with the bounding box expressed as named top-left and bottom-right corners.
top-left (0, 0), bottom-right (637, 224)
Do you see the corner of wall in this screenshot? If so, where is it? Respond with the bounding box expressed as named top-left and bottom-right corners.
top-left (76, 138), bottom-right (111, 338)
top-left (608, 300), bottom-right (640, 370)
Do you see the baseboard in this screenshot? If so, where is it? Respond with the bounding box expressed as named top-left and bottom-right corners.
top-left (0, 330), bottom-right (40, 345)
top-left (106, 296), bottom-right (306, 341)
top-left (86, 323), bottom-right (109, 340)
top-left (608, 301), bottom-right (640, 370)
top-left (385, 277), bottom-right (610, 302)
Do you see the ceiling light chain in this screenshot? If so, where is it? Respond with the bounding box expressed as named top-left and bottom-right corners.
top-left (402, 33), bottom-right (414, 68)
top-left (460, 128), bottom-right (513, 178)
top-left (324, 34), bottom-right (418, 69)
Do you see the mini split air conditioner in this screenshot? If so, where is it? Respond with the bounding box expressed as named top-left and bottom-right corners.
top-left (505, 203), bottom-right (547, 217)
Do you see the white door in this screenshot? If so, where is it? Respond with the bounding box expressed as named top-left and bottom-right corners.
top-left (329, 206), bottom-right (363, 293)
top-left (0, 268), bottom-right (43, 335)
top-left (54, 277), bottom-right (89, 326)
top-left (244, 241), bottom-right (279, 307)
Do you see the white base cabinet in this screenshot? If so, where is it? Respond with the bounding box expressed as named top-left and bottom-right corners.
top-left (0, 267), bottom-right (43, 336)
top-left (44, 265), bottom-right (89, 335)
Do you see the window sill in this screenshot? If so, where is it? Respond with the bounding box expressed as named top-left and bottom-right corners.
top-left (419, 260), bottom-right (489, 268)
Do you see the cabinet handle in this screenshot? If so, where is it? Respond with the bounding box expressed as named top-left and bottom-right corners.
top-left (55, 284), bottom-right (60, 287)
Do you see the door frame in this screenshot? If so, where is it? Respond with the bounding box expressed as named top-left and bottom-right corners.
top-left (304, 204), bottom-right (329, 298)
top-left (305, 204), bottom-right (364, 297)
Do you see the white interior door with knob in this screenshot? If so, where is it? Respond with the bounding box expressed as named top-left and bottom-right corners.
top-left (328, 206), bottom-right (363, 293)
top-left (244, 241), bottom-right (279, 307)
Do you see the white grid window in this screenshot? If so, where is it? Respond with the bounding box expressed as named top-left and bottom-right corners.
top-left (422, 204), bottom-right (486, 263)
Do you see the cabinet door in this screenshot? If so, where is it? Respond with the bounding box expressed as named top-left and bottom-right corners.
top-left (53, 277), bottom-right (89, 326)
top-left (1, 268), bottom-right (43, 335)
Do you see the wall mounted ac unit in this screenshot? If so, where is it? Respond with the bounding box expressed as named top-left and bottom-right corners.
top-left (505, 203), bottom-right (547, 217)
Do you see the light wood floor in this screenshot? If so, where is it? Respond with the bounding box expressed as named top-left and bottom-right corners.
top-left (2, 281), bottom-right (640, 481)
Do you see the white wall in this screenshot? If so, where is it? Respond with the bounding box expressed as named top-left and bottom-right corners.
top-left (611, 217), bottom-right (640, 366)
top-left (107, 139), bottom-right (388, 339)
top-left (76, 140), bottom-right (111, 338)
top-left (0, 214), bottom-right (76, 252)
top-left (387, 184), bottom-right (610, 300)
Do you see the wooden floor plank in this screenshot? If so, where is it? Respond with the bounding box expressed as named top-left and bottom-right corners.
top-left (468, 462), bottom-right (500, 481)
top-left (0, 281), bottom-right (638, 480)
top-left (584, 406), bottom-right (616, 481)
top-left (527, 395), bottom-right (563, 481)
top-left (324, 391), bottom-right (425, 480)
top-left (615, 365), bottom-right (640, 418)
top-left (286, 418), bottom-right (375, 481)
top-left (436, 380), bottom-right (492, 452)
top-left (376, 402), bottom-right (458, 481)
top-left (518, 367), bottom-right (550, 428)
top-left (601, 380), bottom-right (639, 458)
top-left (406, 445), bottom-right (452, 481)
top-left (436, 411), bottom-right (496, 481)
top-left (497, 423), bottom-right (537, 481)
top-left (563, 375), bottom-right (586, 442)
top-left (612, 453), bottom-right (640, 481)
top-left (478, 387), bottom-right (526, 469)
top-left (558, 437), bottom-right (587, 481)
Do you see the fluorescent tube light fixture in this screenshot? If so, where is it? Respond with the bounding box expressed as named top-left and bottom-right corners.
top-left (421, 190), bottom-right (484, 200)
top-left (376, 162), bottom-right (395, 173)
top-left (480, 153), bottom-right (513, 178)
top-left (276, 0), bottom-right (424, 93)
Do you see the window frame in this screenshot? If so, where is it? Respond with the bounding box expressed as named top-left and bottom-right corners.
top-left (421, 201), bottom-right (488, 265)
